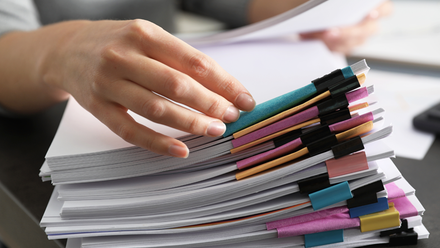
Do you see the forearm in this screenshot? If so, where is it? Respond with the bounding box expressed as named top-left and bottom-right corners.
top-left (0, 21), bottom-right (89, 114)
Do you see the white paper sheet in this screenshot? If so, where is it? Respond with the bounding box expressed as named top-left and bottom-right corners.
top-left (351, 1), bottom-right (440, 69)
top-left (186, 0), bottom-right (385, 45)
top-left (45, 97), bottom-right (187, 157)
top-left (365, 70), bottom-right (440, 160)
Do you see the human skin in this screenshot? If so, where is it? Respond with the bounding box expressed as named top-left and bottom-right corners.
top-left (298, 0), bottom-right (393, 54)
top-left (250, 0), bottom-right (393, 54)
top-left (0, 19), bottom-right (256, 158)
top-left (0, 0), bottom-right (392, 158)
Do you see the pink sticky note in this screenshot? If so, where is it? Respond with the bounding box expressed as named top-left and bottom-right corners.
top-left (390, 196), bottom-right (418, 219)
top-left (237, 138), bottom-right (303, 169)
top-left (267, 206), bottom-right (348, 230)
top-left (385, 182), bottom-right (406, 199)
top-left (329, 112), bottom-right (373, 133)
top-left (346, 87), bottom-right (369, 103)
top-left (325, 151), bottom-right (369, 178)
top-left (276, 212), bottom-right (360, 238)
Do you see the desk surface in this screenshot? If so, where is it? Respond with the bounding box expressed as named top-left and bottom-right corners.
top-left (1, 89), bottom-right (439, 248)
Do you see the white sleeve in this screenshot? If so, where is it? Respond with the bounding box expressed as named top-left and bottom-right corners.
top-left (0, 0), bottom-right (41, 37)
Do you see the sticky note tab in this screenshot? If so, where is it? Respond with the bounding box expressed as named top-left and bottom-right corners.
top-left (360, 203), bottom-right (400, 232)
top-left (309, 181), bottom-right (353, 210)
top-left (223, 83), bottom-right (317, 137)
top-left (349, 197), bottom-right (389, 218)
top-left (341, 66), bottom-right (354, 79)
top-left (326, 151), bottom-right (368, 178)
top-left (304, 229), bottom-right (344, 248)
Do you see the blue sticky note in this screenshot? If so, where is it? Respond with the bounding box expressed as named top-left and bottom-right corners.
top-left (349, 197), bottom-right (389, 218)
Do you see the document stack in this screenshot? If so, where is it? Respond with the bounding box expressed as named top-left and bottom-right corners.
top-left (39, 56), bottom-right (429, 247)
top-left (39, 1), bottom-right (428, 247)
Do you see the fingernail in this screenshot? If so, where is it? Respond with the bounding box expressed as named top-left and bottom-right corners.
top-left (235, 93), bottom-right (256, 111)
top-left (207, 120), bottom-right (226, 137)
top-left (168, 144), bottom-right (189, 158)
top-left (325, 28), bottom-right (340, 40)
top-left (223, 105), bottom-right (240, 123)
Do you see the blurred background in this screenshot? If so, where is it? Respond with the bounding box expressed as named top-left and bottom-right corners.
top-left (174, 0), bottom-right (440, 160)
top-left (176, 0), bottom-right (440, 70)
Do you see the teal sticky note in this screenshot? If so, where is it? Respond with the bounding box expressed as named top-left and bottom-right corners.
top-left (309, 181), bottom-right (353, 210)
top-left (341, 66), bottom-right (354, 79)
top-left (223, 83), bottom-right (317, 137)
top-left (304, 229), bottom-right (344, 247)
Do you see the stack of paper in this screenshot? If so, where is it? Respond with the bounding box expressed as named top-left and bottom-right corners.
top-left (39, 1), bottom-right (429, 247)
top-left (40, 55), bottom-right (429, 247)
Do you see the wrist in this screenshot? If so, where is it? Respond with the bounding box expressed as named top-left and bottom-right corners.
top-left (38, 20), bottom-right (91, 96)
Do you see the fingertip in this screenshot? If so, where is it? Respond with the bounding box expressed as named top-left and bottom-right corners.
top-left (223, 105), bottom-right (240, 123)
top-left (235, 92), bottom-right (256, 112)
top-left (207, 120), bottom-right (226, 137)
top-left (168, 143), bottom-right (189, 158)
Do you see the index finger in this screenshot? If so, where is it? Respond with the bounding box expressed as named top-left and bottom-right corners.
top-left (129, 20), bottom-right (256, 112)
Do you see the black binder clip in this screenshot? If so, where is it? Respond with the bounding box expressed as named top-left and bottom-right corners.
top-left (328, 75), bottom-right (361, 97)
top-left (300, 125), bottom-right (332, 146)
top-left (317, 95), bottom-right (349, 116)
top-left (347, 192), bottom-right (378, 209)
top-left (298, 173), bottom-right (330, 194)
top-left (319, 108), bottom-right (351, 125)
top-left (380, 219), bottom-right (418, 246)
top-left (307, 134), bottom-right (339, 157)
top-left (388, 229), bottom-right (418, 246)
top-left (312, 69), bottom-right (346, 94)
top-left (331, 136), bottom-right (365, 159)
top-left (347, 180), bottom-right (384, 209)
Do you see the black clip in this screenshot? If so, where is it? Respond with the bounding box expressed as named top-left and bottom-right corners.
top-left (347, 192), bottom-right (378, 209)
top-left (298, 173), bottom-right (330, 194)
top-left (273, 129), bottom-right (303, 148)
top-left (319, 108), bottom-right (351, 125)
top-left (352, 180), bottom-right (384, 196)
top-left (307, 134), bottom-right (339, 157)
top-left (328, 75), bottom-right (361, 97)
top-left (317, 95), bottom-right (349, 116)
top-left (388, 229), bottom-right (418, 246)
top-left (347, 180), bottom-right (384, 209)
top-left (300, 125), bottom-right (332, 146)
top-left (312, 69), bottom-right (345, 94)
top-left (331, 136), bottom-right (364, 159)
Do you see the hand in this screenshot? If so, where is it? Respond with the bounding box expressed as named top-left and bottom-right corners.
top-left (299, 1), bottom-right (393, 54)
top-left (40, 19), bottom-right (255, 158)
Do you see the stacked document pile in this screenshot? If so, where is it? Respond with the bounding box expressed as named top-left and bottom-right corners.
top-left (39, 1), bottom-right (428, 247)
top-left (40, 58), bottom-right (429, 247)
